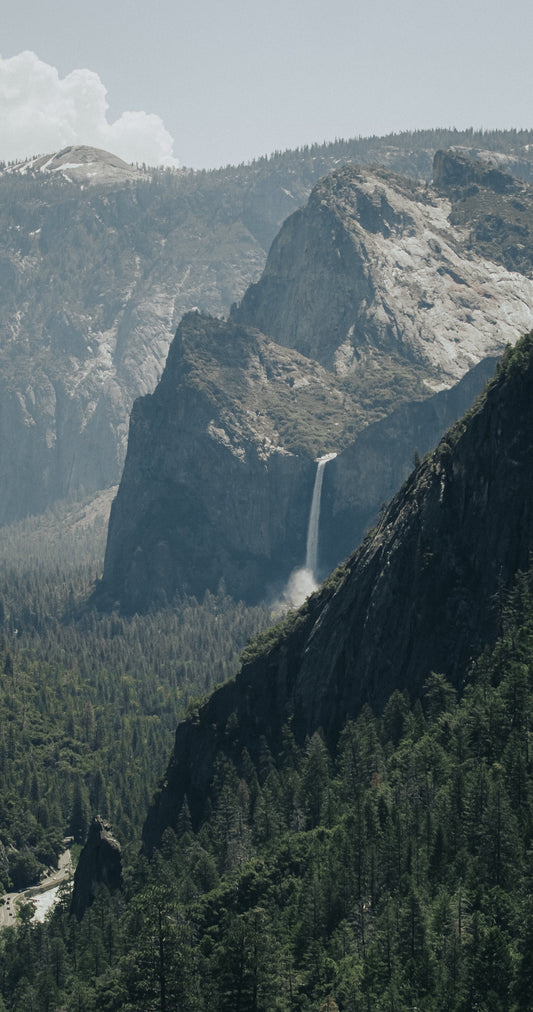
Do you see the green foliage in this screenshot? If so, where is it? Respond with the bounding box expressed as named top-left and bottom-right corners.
top-left (0, 527), bottom-right (273, 885)
top-left (239, 607), bottom-right (309, 666)
top-left (3, 568), bottom-right (533, 1008)
top-left (496, 329), bottom-right (533, 380)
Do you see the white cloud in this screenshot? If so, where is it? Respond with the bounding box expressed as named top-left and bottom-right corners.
top-left (0, 51), bottom-right (179, 167)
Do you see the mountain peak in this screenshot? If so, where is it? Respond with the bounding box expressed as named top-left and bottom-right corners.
top-left (235, 160), bottom-right (533, 381)
top-left (8, 145), bottom-right (150, 185)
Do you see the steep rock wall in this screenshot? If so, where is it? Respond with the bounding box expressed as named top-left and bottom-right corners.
top-left (235, 163), bottom-right (533, 384)
top-left (3, 143), bottom-right (533, 525)
top-left (97, 314), bottom-right (339, 610)
top-left (142, 334), bottom-right (533, 846)
top-left (100, 154), bottom-right (533, 611)
top-left (319, 355), bottom-right (498, 574)
top-left (71, 817), bottom-right (122, 921)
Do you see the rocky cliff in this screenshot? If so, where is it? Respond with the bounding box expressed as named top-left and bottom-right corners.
top-left (235, 162), bottom-right (533, 383)
top-left (0, 147), bottom-right (263, 523)
top-left (71, 816), bottom-right (122, 921)
top-left (2, 135), bottom-right (533, 526)
top-left (101, 153), bottom-right (533, 610)
top-left (319, 353), bottom-right (499, 574)
top-left (97, 312), bottom-right (351, 609)
top-left (142, 332), bottom-right (533, 847)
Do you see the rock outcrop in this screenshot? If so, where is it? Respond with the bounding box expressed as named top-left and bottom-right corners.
top-left (433, 148), bottom-right (516, 192)
top-left (97, 313), bottom-right (348, 609)
top-left (142, 333), bottom-right (533, 848)
top-left (101, 153), bottom-right (533, 610)
top-left (70, 817), bottom-right (122, 921)
top-left (15, 145), bottom-right (148, 186)
top-left (235, 162), bottom-right (533, 381)
top-left (2, 138), bottom-right (533, 527)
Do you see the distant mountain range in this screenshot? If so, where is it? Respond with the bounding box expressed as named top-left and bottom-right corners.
top-left (6, 145), bottom-right (148, 186)
top-left (1, 129), bottom-right (533, 527)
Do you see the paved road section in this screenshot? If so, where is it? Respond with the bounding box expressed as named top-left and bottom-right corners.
top-left (0, 848), bottom-right (72, 928)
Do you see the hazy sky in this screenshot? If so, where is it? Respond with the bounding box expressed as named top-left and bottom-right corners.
top-left (2, 0), bottom-right (532, 169)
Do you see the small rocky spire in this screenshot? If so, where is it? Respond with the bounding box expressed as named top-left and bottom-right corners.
top-left (70, 816), bottom-right (122, 921)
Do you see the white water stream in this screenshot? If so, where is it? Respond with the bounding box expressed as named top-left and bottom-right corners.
top-left (305, 453), bottom-right (337, 576)
top-left (282, 452), bottom-right (337, 608)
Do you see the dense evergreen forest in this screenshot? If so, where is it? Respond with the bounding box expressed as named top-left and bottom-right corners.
top-left (0, 502), bottom-right (272, 887)
top-left (2, 555), bottom-right (533, 1008)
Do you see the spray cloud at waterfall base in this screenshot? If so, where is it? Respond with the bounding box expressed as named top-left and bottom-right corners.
top-left (281, 453), bottom-right (337, 609)
top-left (281, 567), bottom-right (319, 609)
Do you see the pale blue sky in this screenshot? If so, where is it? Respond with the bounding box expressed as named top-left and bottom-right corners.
top-left (2, 0), bottom-right (532, 168)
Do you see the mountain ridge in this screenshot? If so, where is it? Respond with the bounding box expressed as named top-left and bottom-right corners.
top-left (101, 152), bottom-right (533, 610)
top-left (2, 131), bottom-right (533, 525)
top-left (142, 332), bottom-right (533, 847)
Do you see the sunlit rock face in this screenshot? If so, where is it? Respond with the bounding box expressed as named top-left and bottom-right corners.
top-left (100, 153), bottom-right (533, 611)
top-left (236, 161), bottom-right (533, 384)
top-left (2, 143), bottom-right (533, 530)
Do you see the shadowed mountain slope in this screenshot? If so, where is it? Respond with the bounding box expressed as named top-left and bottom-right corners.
top-left (96, 312), bottom-right (348, 609)
top-left (143, 333), bottom-right (533, 846)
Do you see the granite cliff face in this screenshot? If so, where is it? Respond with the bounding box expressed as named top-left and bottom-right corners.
top-left (14, 146), bottom-right (148, 186)
top-left (97, 312), bottom-right (352, 609)
top-left (0, 135), bottom-right (458, 526)
top-left (236, 163), bottom-right (533, 384)
top-left (2, 136), bottom-right (533, 526)
top-left (102, 153), bottom-right (533, 609)
top-left (142, 333), bottom-right (533, 847)
top-left (0, 148), bottom-right (263, 523)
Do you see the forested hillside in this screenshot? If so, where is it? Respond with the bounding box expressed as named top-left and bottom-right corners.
top-left (1, 338), bottom-right (533, 1010)
top-left (0, 506), bottom-right (271, 889)
top-left (139, 333), bottom-right (533, 846)
top-left (2, 133), bottom-right (533, 1011)
top-left (2, 568), bottom-right (533, 1009)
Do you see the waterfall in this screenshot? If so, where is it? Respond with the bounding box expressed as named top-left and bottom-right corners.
top-left (305, 453), bottom-right (337, 578)
top-left (281, 452), bottom-right (337, 609)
